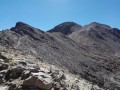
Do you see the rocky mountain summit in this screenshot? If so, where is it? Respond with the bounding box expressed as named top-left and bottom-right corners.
top-left (0, 21), bottom-right (120, 90)
top-left (48, 22), bottom-right (82, 35)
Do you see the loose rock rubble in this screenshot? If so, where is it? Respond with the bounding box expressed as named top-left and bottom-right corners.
top-left (0, 46), bottom-right (103, 90)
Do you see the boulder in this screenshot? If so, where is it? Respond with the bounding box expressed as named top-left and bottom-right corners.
top-left (10, 66), bottom-right (24, 79)
top-left (23, 72), bottom-right (53, 90)
top-left (5, 66), bottom-right (24, 80)
top-left (0, 64), bottom-right (8, 71)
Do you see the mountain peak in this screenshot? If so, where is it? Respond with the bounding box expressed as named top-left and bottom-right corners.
top-left (88, 22), bottom-right (111, 29)
top-left (10, 22), bottom-right (43, 36)
top-left (89, 22), bottom-right (101, 26)
top-left (15, 22), bottom-right (32, 29)
top-left (48, 22), bottom-right (82, 35)
top-left (57, 22), bottom-right (80, 26)
top-left (15, 22), bottom-right (29, 27)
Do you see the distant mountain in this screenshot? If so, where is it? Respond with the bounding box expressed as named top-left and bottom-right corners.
top-left (0, 21), bottom-right (120, 90)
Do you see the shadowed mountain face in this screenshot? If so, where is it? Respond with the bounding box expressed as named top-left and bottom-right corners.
top-left (48, 22), bottom-right (82, 35)
top-left (0, 22), bottom-right (120, 89)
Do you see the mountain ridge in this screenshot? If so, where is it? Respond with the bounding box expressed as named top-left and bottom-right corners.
top-left (0, 21), bottom-right (120, 90)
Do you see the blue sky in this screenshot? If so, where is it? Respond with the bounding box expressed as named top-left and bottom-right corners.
top-left (0, 0), bottom-right (120, 31)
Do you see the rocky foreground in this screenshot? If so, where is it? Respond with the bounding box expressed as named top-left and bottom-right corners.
top-left (0, 45), bottom-right (103, 90)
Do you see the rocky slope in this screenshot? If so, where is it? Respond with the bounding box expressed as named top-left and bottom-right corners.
top-left (0, 22), bottom-right (120, 90)
top-left (0, 45), bottom-right (103, 90)
top-left (49, 22), bottom-right (120, 90)
top-left (69, 22), bottom-right (120, 56)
